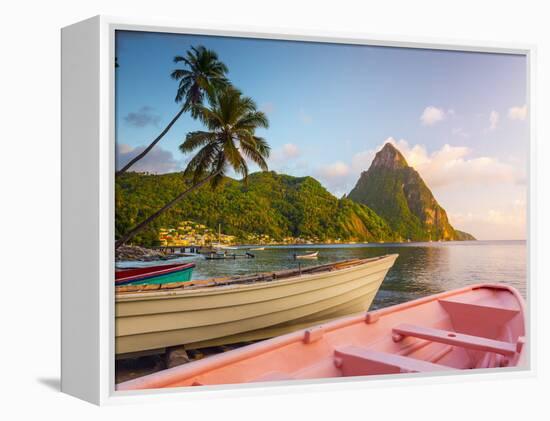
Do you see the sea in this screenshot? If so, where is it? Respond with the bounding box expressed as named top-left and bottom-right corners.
top-left (118, 240), bottom-right (527, 310)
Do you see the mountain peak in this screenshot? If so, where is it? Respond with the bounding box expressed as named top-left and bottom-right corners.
top-left (371, 143), bottom-right (408, 170)
top-left (348, 142), bottom-right (475, 241)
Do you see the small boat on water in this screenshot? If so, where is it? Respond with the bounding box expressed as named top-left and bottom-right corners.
top-left (250, 247), bottom-right (265, 251)
top-left (115, 263), bottom-right (196, 286)
top-left (115, 254), bottom-right (398, 357)
top-left (294, 251), bottom-right (319, 259)
top-left (117, 283), bottom-right (525, 390)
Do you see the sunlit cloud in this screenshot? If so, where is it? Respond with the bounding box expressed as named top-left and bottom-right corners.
top-left (266, 143), bottom-right (308, 175)
top-left (269, 143), bottom-right (301, 163)
top-left (315, 161), bottom-right (351, 196)
top-left (448, 199), bottom-right (526, 240)
top-left (319, 161), bottom-right (350, 178)
top-left (318, 137), bottom-right (523, 196)
top-left (508, 105), bottom-right (528, 121)
top-left (381, 138), bottom-right (521, 188)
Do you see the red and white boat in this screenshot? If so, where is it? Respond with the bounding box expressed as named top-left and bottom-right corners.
top-left (117, 283), bottom-right (526, 390)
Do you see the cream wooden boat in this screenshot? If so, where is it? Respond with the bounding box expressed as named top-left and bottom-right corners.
top-left (115, 254), bottom-right (398, 357)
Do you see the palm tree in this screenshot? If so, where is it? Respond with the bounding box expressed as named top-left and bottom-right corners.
top-left (115, 87), bottom-right (270, 248)
top-left (116, 46), bottom-right (229, 176)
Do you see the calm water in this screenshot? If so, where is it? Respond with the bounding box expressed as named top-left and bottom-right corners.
top-left (115, 241), bottom-right (526, 381)
top-left (125, 240), bottom-right (526, 310)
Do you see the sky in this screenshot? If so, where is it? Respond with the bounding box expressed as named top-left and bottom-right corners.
top-left (115, 30), bottom-right (528, 240)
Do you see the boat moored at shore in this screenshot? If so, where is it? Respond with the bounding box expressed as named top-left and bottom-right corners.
top-left (117, 282), bottom-right (526, 390)
top-left (115, 263), bottom-right (196, 286)
top-left (115, 254), bottom-right (398, 357)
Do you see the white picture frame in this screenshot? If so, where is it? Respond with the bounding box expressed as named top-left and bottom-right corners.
top-left (61, 15), bottom-right (536, 405)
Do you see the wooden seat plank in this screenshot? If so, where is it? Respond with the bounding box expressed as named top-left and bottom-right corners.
top-left (392, 323), bottom-right (517, 356)
top-left (335, 346), bottom-right (454, 376)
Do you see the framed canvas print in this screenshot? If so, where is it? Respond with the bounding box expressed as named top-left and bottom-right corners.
top-left (61, 16), bottom-right (534, 405)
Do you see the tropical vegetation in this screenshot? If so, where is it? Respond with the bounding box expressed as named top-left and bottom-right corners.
top-left (115, 86), bottom-right (270, 248)
top-left (115, 171), bottom-right (397, 247)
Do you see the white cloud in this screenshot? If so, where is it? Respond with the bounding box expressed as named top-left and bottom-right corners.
top-left (319, 161), bottom-right (350, 178)
top-left (381, 138), bottom-right (520, 188)
top-left (489, 110), bottom-right (499, 131)
top-left (317, 138), bottom-right (523, 196)
top-left (116, 144), bottom-right (183, 173)
top-left (508, 105), bottom-right (528, 121)
top-left (448, 199), bottom-right (526, 240)
top-left (265, 143), bottom-right (307, 175)
top-left (351, 150), bottom-right (376, 173)
top-left (420, 106), bottom-right (446, 126)
top-left (269, 143), bottom-right (301, 163)
top-left (315, 161), bottom-right (351, 196)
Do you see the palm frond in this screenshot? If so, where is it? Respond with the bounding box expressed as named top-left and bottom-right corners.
top-left (171, 70), bottom-right (192, 82)
top-left (183, 143), bottom-right (219, 182)
top-left (179, 82), bottom-right (270, 186)
top-left (238, 133), bottom-right (270, 171)
top-left (179, 131), bottom-right (218, 154)
top-left (171, 45), bottom-right (230, 107)
top-left (235, 111), bottom-right (269, 130)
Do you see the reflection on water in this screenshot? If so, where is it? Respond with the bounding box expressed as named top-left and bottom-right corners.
top-left (189, 240), bottom-right (526, 309)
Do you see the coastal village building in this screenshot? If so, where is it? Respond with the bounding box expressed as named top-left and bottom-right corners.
top-left (159, 221), bottom-right (236, 247)
top-left (159, 220), bottom-right (347, 246)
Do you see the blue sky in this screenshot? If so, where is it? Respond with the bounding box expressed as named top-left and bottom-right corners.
top-left (115, 30), bottom-right (528, 240)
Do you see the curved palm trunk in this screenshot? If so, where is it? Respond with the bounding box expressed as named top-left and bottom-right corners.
top-left (116, 107), bottom-right (186, 176)
top-left (115, 171), bottom-right (219, 249)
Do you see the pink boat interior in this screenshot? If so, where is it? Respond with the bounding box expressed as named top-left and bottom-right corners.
top-left (117, 283), bottom-right (526, 391)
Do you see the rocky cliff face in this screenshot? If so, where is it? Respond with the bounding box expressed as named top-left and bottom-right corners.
top-left (348, 143), bottom-right (474, 241)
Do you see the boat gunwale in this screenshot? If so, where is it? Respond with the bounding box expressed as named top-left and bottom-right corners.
top-left (116, 282), bottom-right (525, 391)
top-left (116, 262), bottom-right (393, 317)
top-left (116, 254), bottom-right (399, 301)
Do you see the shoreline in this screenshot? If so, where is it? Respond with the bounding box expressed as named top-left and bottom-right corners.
top-left (116, 239), bottom-right (527, 262)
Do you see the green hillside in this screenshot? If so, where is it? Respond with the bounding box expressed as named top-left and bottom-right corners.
top-left (116, 171), bottom-right (397, 246)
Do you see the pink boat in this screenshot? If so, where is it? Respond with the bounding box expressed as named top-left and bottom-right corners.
top-left (117, 283), bottom-right (526, 391)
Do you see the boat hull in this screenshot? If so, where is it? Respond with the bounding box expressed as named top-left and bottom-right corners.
top-left (295, 251), bottom-right (318, 259)
top-left (115, 263), bottom-right (195, 286)
top-left (115, 254), bottom-right (398, 356)
top-left (117, 282), bottom-right (526, 390)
